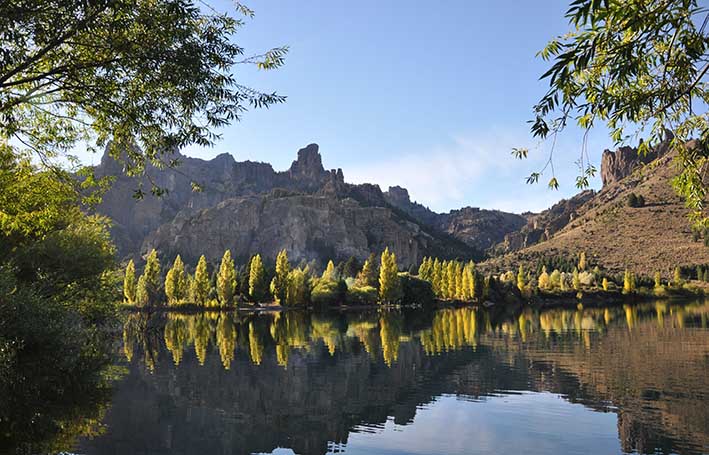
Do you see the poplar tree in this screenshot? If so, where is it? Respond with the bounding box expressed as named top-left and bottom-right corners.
top-left (165, 255), bottom-right (188, 305)
top-left (249, 254), bottom-right (268, 302)
top-left (654, 271), bottom-right (662, 290)
top-left (142, 249), bottom-right (162, 302)
top-left (623, 269), bottom-right (635, 294)
top-left (124, 259), bottom-right (137, 304)
top-left (572, 268), bottom-right (581, 291)
top-left (270, 249), bottom-right (290, 304)
top-left (379, 248), bottom-right (402, 303)
top-left (602, 277), bottom-right (609, 291)
top-left (516, 265), bottom-right (525, 293)
top-left (192, 255), bottom-right (211, 306)
top-left (217, 250), bottom-right (237, 306)
top-left (322, 260), bottom-right (337, 281)
top-left (446, 261), bottom-right (456, 299)
top-left (432, 259), bottom-right (442, 295)
top-left (549, 269), bottom-right (561, 290)
top-left (578, 251), bottom-right (587, 271)
top-left (356, 253), bottom-right (378, 288)
top-left (538, 266), bottom-right (550, 290)
top-left (673, 267), bottom-right (683, 287)
top-left (136, 275), bottom-right (149, 307)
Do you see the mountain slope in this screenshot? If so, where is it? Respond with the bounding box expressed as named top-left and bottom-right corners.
top-left (486, 146), bottom-right (709, 276)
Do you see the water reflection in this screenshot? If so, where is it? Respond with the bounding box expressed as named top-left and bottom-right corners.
top-left (84, 301), bottom-right (709, 455)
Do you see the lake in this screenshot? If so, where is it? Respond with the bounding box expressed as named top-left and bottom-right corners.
top-left (45, 301), bottom-right (709, 454)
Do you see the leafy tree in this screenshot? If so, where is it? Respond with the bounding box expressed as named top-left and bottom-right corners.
top-left (135, 274), bottom-right (149, 307)
top-left (446, 261), bottom-right (457, 299)
top-left (322, 260), bottom-right (337, 281)
top-left (516, 265), bottom-right (525, 293)
top-left (270, 249), bottom-right (290, 304)
top-left (191, 255), bottom-right (211, 306)
top-left (285, 268), bottom-right (310, 306)
top-left (673, 266), bottom-right (683, 287)
top-left (216, 250), bottom-right (237, 306)
top-left (355, 253), bottom-right (378, 288)
top-left (431, 258), bottom-right (442, 295)
top-left (623, 269), bottom-right (635, 295)
top-left (578, 252), bottom-right (586, 271)
top-left (521, 0), bottom-right (709, 227)
top-left (342, 256), bottom-right (360, 278)
top-left (572, 268), bottom-right (581, 291)
top-left (248, 254), bottom-right (268, 302)
top-left (142, 249), bottom-right (161, 303)
top-left (165, 255), bottom-right (188, 305)
top-left (123, 260), bottom-right (137, 304)
top-left (538, 266), bottom-right (550, 290)
top-left (549, 269), bottom-right (561, 289)
top-left (1, 0), bottom-right (287, 197)
top-left (654, 271), bottom-right (663, 290)
top-left (602, 277), bottom-right (609, 291)
top-left (379, 248), bottom-right (402, 303)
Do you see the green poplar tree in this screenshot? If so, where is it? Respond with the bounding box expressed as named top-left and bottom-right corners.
top-left (379, 248), bottom-right (402, 303)
top-left (355, 253), bottom-right (378, 288)
top-left (270, 249), bottom-right (290, 304)
top-left (249, 254), bottom-right (268, 302)
top-left (217, 250), bottom-right (237, 306)
top-left (516, 265), bottom-right (525, 293)
top-left (142, 249), bottom-right (162, 304)
top-left (124, 259), bottom-right (137, 304)
top-left (165, 255), bottom-right (188, 305)
top-left (572, 268), bottom-right (581, 291)
top-left (191, 255), bottom-right (211, 306)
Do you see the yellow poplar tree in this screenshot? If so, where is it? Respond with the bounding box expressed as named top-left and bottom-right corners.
top-left (249, 254), bottom-right (268, 302)
top-left (217, 250), bottom-right (237, 306)
top-left (572, 268), bottom-right (581, 290)
top-left (538, 266), bottom-right (550, 290)
top-left (165, 255), bottom-right (188, 305)
top-left (356, 253), bottom-right (378, 287)
top-left (123, 259), bottom-right (137, 304)
top-left (517, 265), bottom-right (525, 293)
top-left (192, 255), bottom-right (211, 306)
top-left (379, 248), bottom-right (402, 303)
top-left (142, 249), bottom-right (161, 302)
top-left (578, 251), bottom-right (587, 271)
top-left (270, 249), bottom-right (290, 304)
top-left (322, 259), bottom-right (336, 281)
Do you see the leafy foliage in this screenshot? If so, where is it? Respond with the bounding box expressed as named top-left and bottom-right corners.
top-left (0, 0), bottom-right (287, 197)
top-left (527, 0), bottom-right (709, 227)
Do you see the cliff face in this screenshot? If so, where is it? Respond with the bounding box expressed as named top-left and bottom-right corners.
top-left (94, 143), bottom-right (481, 266)
top-left (143, 192), bottom-right (436, 267)
top-left (383, 185), bottom-right (526, 252)
top-left (600, 141), bottom-right (670, 186)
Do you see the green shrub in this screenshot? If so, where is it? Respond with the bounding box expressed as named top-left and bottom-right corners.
top-left (399, 273), bottom-right (436, 306)
top-left (346, 285), bottom-right (378, 305)
top-left (311, 279), bottom-right (347, 306)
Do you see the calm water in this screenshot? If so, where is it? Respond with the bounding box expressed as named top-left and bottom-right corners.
top-left (72, 301), bottom-right (708, 455)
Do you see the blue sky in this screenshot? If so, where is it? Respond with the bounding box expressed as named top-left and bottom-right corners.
top-left (92, 1), bottom-right (616, 213)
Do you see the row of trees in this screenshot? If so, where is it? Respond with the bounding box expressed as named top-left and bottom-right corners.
top-left (123, 247), bottom-right (409, 307)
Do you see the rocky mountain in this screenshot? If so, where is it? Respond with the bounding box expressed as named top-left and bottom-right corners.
top-left (383, 185), bottom-right (527, 252)
top-left (94, 143), bottom-right (492, 267)
top-left (485, 142), bottom-right (709, 276)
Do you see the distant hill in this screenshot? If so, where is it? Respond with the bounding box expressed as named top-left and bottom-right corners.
top-left (484, 141), bottom-right (709, 277)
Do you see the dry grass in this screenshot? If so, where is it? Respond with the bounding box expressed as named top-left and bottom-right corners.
top-left (486, 152), bottom-right (709, 278)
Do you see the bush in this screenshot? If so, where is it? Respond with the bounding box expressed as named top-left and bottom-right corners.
top-left (399, 273), bottom-right (436, 307)
top-left (627, 192), bottom-right (645, 207)
top-left (311, 278), bottom-right (347, 306)
top-left (346, 285), bottom-right (378, 305)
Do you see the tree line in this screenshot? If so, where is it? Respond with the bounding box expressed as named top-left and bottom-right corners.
top-left (123, 247), bottom-right (412, 307)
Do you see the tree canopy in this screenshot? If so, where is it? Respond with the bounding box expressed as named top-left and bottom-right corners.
top-left (0, 0), bottom-right (287, 196)
top-left (519, 0), bottom-right (709, 227)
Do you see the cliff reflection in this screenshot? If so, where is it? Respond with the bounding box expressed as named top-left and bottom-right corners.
top-left (97, 301), bottom-right (709, 455)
